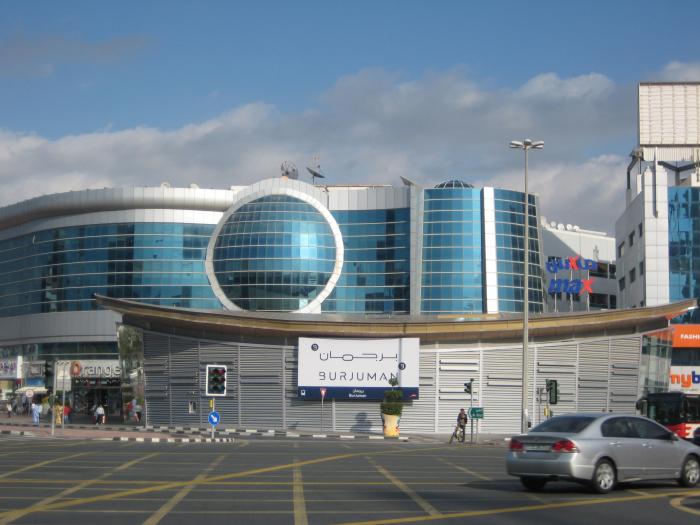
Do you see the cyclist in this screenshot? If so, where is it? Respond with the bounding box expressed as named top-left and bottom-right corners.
top-left (457, 408), bottom-right (468, 430)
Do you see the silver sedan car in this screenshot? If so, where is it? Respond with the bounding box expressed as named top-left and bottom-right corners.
top-left (506, 413), bottom-right (700, 493)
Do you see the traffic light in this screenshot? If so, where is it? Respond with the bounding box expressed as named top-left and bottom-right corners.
top-left (206, 365), bottom-right (227, 397)
top-left (44, 360), bottom-right (53, 385)
top-left (546, 379), bottom-right (558, 405)
top-left (464, 379), bottom-right (473, 395)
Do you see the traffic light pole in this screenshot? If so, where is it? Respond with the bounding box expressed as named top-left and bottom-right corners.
top-left (470, 386), bottom-right (474, 444)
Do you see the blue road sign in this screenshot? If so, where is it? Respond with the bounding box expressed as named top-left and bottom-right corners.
top-left (208, 411), bottom-right (220, 426)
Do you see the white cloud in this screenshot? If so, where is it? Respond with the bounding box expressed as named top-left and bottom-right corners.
top-left (0, 67), bottom-right (641, 233)
top-left (660, 61), bottom-right (700, 81)
top-left (517, 73), bottom-right (615, 101)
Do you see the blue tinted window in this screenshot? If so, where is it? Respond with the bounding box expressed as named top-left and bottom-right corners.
top-left (0, 223), bottom-right (220, 317)
top-left (326, 208), bottom-right (410, 314)
top-left (669, 188), bottom-right (700, 307)
top-left (421, 188), bottom-right (483, 314)
top-left (212, 196), bottom-right (336, 311)
top-left (493, 190), bottom-right (544, 314)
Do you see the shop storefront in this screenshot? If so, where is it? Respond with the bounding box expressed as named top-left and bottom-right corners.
top-left (0, 357), bottom-right (20, 400)
top-left (57, 360), bottom-right (122, 420)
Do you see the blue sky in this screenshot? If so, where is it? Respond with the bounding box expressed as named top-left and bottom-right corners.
top-left (1, 1), bottom-right (699, 231)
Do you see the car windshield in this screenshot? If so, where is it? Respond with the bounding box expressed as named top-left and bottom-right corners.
top-left (530, 416), bottom-right (596, 434)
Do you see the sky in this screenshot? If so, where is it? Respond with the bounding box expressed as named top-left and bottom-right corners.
top-left (1, 1), bottom-right (699, 233)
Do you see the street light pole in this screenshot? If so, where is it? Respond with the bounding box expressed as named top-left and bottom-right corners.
top-left (509, 139), bottom-right (544, 434)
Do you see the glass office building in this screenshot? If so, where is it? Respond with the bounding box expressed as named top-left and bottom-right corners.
top-left (0, 178), bottom-right (545, 323)
top-left (0, 178), bottom-right (544, 390)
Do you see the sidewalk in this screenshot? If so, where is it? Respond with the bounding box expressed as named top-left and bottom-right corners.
top-left (0, 414), bottom-right (509, 445)
top-left (0, 414), bottom-right (233, 443)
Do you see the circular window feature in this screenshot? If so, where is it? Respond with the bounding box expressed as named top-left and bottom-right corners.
top-left (211, 195), bottom-right (338, 311)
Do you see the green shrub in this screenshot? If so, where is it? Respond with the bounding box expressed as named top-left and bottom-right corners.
top-left (380, 376), bottom-right (403, 416)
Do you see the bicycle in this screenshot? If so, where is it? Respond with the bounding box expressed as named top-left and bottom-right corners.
top-left (449, 424), bottom-right (466, 444)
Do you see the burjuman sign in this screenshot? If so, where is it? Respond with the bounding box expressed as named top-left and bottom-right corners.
top-left (297, 337), bottom-right (419, 400)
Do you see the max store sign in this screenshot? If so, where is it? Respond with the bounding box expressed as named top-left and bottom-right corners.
top-left (546, 256), bottom-right (596, 295)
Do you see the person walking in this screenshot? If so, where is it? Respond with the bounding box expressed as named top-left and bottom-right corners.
top-left (5, 401), bottom-right (11, 418)
top-left (95, 404), bottom-right (105, 425)
top-left (31, 401), bottom-right (41, 426)
top-left (63, 403), bottom-right (71, 424)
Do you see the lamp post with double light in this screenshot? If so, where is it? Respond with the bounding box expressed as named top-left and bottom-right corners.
top-left (509, 139), bottom-right (544, 434)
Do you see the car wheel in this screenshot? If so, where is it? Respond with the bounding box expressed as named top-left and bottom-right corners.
top-left (678, 455), bottom-right (700, 488)
top-left (520, 476), bottom-right (547, 491)
top-left (591, 459), bottom-right (616, 494)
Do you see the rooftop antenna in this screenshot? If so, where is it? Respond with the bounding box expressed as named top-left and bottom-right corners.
top-left (306, 155), bottom-right (326, 185)
top-left (280, 161), bottom-right (298, 179)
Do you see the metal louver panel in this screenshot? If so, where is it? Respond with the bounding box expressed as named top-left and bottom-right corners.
top-left (143, 332), bottom-right (170, 426)
top-left (609, 337), bottom-right (641, 413)
top-left (577, 340), bottom-right (610, 413)
top-left (532, 344), bottom-right (577, 426)
top-left (400, 351), bottom-right (436, 432)
top-left (239, 344), bottom-right (283, 428)
top-left (436, 350), bottom-right (479, 432)
top-left (482, 346), bottom-right (524, 434)
top-left (284, 349), bottom-right (325, 430)
top-left (168, 338), bottom-right (199, 427)
top-left (335, 399), bottom-right (382, 432)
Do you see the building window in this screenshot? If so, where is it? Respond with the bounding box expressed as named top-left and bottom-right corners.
top-left (610, 295), bottom-right (617, 309)
top-left (590, 262), bottom-right (608, 279)
top-left (629, 231), bottom-right (635, 247)
top-left (589, 293), bottom-right (609, 308)
top-left (640, 260), bottom-right (644, 276)
top-left (619, 277), bottom-right (626, 291)
top-left (617, 242), bottom-right (625, 258)
top-left (639, 222), bottom-right (643, 237)
top-left (630, 268), bottom-right (636, 283)
top-left (609, 264), bottom-right (616, 278)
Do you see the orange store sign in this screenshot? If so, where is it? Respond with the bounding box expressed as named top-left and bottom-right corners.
top-left (672, 325), bottom-right (700, 348)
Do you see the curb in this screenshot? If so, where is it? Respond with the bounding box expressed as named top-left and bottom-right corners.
top-left (0, 429), bottom-right (28, 437)
top-left (0, 421), bottom-right (411, 441)
top-left (106, 436), bottom-right (236, 444)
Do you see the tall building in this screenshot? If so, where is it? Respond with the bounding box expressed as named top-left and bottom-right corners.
top-left (615, 82), bottom-right (700, 397)
top-left (616, 82), bottom-right (700, 311)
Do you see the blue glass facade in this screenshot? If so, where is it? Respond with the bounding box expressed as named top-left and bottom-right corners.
top-left (421, 188), bottom-right (483, 313)
top-left (0, 182), bottom-right (546, 319)
top-left (212, 195), bottom-right (337, 311)
top-left (494, 190), bottom-right (544, 313)
top-left (323, 209), bottom-right (410, 313)
top-left (668, 187), bottom-right (700, 304)
top-left (0, 223), bottom-right (219, 317)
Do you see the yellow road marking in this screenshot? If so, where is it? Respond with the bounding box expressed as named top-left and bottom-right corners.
top-left (293, 461), bottom-right (308, 525)
top-left (367, 458), bottom-right (440, 517)
top-left (142, 453), bottom-right (227, 525)
top-left (335, 489), bottom-right (700, 525)
top-left (436, 458), bottom-right (491, 481)
top-left (0, 452), bottom-right (88, 479)
top-left (0, 445), bottom-right (450, 519)
top-left (629, 489), bottom-right (651, 496)
top-left (0, 452), bottom-right (159, 525)
top-left (670, 495), bottom-right (700, 517)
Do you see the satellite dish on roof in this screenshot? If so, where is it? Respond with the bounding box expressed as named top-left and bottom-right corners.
top-left (280, 161), bottom-right (298, 179)
top-left (306, 155), bottom-right (325, 184)
top-left (306, 166), bottom-right (325, 184)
